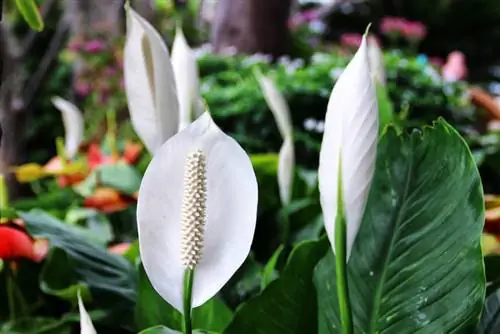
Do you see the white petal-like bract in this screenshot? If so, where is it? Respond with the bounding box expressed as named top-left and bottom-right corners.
top-left (367, 36), bottom-right (386, 85)
top-left (124, 7), bottom-right (179, 154)
top-left (78, 292), bottom-right (97, 334)
top-left (278, 137), bottom-right (295, 205)
top-left (51, 96), bottom-right (84, 160)
top-left (171, 26), bottom-right (202, 131)
top-left (255, 72), bottom-right (293, 139)
top-left (318, 35), bottom-right (378, 260)
top-left (137, 112), bottom-right (258, 312)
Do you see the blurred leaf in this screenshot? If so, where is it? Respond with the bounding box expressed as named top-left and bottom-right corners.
top-left (14, 0), bottom-right (44, 31)
top-left (136, 263), bottom-right (233, 332)
top-left (65, 208), bottom-right (114, 245)
top-left (376, 83), bottom-right (395, 129)
top-left (1, 317), bottom-right (71, 334)
top-left (39, 248), bottom-right (91, 304)
top-left (74, 163), bottom-right (141, 196)
top-left (224, 238), bottom-right (329, 333)
top-left (475, 288), bottom-right (500, 333)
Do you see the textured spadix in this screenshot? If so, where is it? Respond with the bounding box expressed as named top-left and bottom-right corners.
top-left (318, 35), bottom-right (378, 260)
top-left (137, 112), bottom-right (258, 312)
top-left (124, 7), bottom-right (179, 154)
top-left (171, 26), bottom-right (203, 131)
top-left (51, 96), bottom-right (84, 160)
top-left (78, 292), bottom-right (97, 334)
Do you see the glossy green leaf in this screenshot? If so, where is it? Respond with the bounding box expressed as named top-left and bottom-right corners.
top-left (224, 238), bottom-right (329, 334)
top-left (14, 0), bottom-right (44, 32)
top-left (136, 264), bottom-right (233, 332)
top-left (74, 163), bottom-right (141, 196)
top-left (314, 120), bottom-right (485, 333)
top-left (475, 288), bottom-right (500, 333)
top-left (261, 245), bottom-right (284, 290)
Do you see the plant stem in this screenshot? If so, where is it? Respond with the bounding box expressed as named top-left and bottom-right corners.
top-left (182, 268), bottom-right (194, 334)
top-left (335, 213), bottom-right (353, 334)
top-left (281, 205), bottom-right (290, 248)
top-left (6, 268), bottom-right (16, 322)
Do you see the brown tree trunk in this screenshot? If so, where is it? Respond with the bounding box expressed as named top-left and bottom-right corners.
top-left (211, 0), bottom-right (292, 58)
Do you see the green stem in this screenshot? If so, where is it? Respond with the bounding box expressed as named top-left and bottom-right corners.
top-left (335, 212), bottom-right (353, 334)
top-left (182, 269), bottom-right (194, 334)
top-left (281, 205), bottom-right (290, 247)
top-left (6, 268), bottom-right (16, 322)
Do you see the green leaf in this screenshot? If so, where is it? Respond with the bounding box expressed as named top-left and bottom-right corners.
top-left (74, 163), bottom-right (141, 196)
top-left (475, 288), bottom-right (500, 333)
top-left (1, 317), bottom-right (70, 334)
top-left (39, 248), bottom-right (91, 304)
top-left (14, 0), bottom-right (44, 32)
top-left (224, 238), bottom-right (329, 334)
top-left (376, 83), bottom-right (395, 129)
top-left (136, 263), bottom-right (233, 332)
top-left (19, 209), bottom-right (136, 325)
top-left (65, 208), bottom-right (114, 246)
top-left (314, 120), bottom-right (485, 333)
top-left (261, 245), bottom-right (284, 290)
top-left (138, 325), bottom-right (218, 334)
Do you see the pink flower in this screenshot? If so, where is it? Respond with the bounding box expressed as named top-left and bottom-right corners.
top-left (68, 40), bottom-right (82, 52)
top-left (380, 17), bottom-right (407, 35)
top-left (288, 9), bottom-right (321, 29)
top-left (442, 51), bottom-right (468, 82)
top-left (429, 57), bottom-right (444, 68)
top-left (75, 82), bottom-right (91, 96)
top-left (340, 33), bottom-right (363, 48)
top-left (85, 40), bottom-right (106, 53)
top-left (402, 21), bottom-right (427, 41)
top-left (302, 9), bottom-right (320, 22)
top-left (103, 67), bottom-right (117, 76)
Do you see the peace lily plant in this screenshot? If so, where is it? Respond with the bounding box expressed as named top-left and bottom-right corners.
top-left (69, 4), bottom-right (488, 332)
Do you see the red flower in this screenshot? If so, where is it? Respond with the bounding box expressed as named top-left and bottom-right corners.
top-left (83, 188), bottom-right (137, 213)
top-left (87, 141), bottom-right (142, 170)
top-left (0, 223), bottom-right (48, 262)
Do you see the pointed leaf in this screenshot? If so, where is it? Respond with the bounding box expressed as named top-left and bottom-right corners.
top-left (15, 0), bottom-right (44, 31)
top-left (124, 7), bottom-right (179, 153)
top-left (51, 97), bottom-right (84, 160)
top-left (137, 112), bottom-right (258, 311)
top-left (314, 120), bottom-right (485, 333)
top-left (78, 291), bottom-right (97, 334)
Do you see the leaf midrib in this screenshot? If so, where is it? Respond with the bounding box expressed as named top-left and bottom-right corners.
top-left (368, 146), bottom-right (415, 333)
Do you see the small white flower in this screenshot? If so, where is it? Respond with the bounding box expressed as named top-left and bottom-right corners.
top-left (137, 112), bottom-right (258, 312)
top-left (315, 120), bottom-right (325, 133)
top-left (304, 118), bottom-right (317, 131)
top-left (51, 96), bottom-right (84, 160)
top-left (318, 34), bottom-right (378, 260)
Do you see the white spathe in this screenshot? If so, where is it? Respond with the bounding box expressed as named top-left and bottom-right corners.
top-left (137, 112), bottom-right (258, 312)
top-left (367, 36), bottom-right (386, 85)
top-left (51, 96), bottom-right (84, 160)
top-left (278, 137), bottom-right (295, 205)
top-left (171, 26), bottom-right (203, 131)
top-left (78, 292), bottom-right (97, 334)
top-left (255, 72), bottom-right (293, 139)
top-left (318, 35), bottom-right (378, 261)
top-left (124, 7), bottom-right (179, 154)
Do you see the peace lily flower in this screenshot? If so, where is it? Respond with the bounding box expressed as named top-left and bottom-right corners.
top-left (254, 70), bottom-right (294, 205)
top-left (123, 6), bottom-right (180, 154)
top-left (318, 33), bottom-right (378, 260)
top-left (78, 291), bottom-right (97, 334)
top-left (137, 112), bottom-right (258, 313)
top-left (171, 25), bottom-right (204, 131)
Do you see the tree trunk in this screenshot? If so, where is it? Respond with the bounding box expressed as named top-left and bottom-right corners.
top-left (211, 0), bottom-right (292, 58)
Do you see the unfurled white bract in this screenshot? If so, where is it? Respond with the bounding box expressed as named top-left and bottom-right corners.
top-left (137, 112), bottom-right (258, 312)
top-left (124, 6), bottom-right (179, 154)
top-left (171, 26), bottom-right (203, 131)
top-left (255, 71), bottom-right (295, 205)
top-left (367, 35), bottom-right (386, 85)
top-left (78, 292), bottom-right (97, 334)
top-left (51, 96), bottom-right (84, 160)
top-left (318, 34), bottom-right (378, 261)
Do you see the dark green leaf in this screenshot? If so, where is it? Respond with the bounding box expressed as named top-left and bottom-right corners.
top-left (314, 120), bottom-right (485, 333)
top-left (74, 163), bottom-right (141, 196)
top-left (261, 245), bottom-right (284, 290)
top-left (224, 238), bottom-right (329, 334)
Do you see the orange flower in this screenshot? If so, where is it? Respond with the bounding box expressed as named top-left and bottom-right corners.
top-left (44, 156), bottom-right (87, 187)
top-left (108, 242), bottom-right (132, 255)
top-left (83, 188), bottom-right (136, 213)
top-left (0, 223), bottom-right (48, 262)
top-left (87, 141), bottom-right (142, 170)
